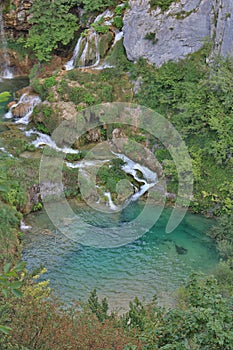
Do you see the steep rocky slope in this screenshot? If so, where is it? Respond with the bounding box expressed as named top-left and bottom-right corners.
top-left (123, 0), bottom-right (233, 66)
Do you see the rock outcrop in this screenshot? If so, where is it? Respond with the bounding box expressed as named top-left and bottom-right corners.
top-left (3, 0), bottom-right (33, 36)
top-left (123, 0), bottom-right (233, 66)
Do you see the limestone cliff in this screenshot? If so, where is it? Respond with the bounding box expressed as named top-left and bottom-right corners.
top-left (123, 0), bottom-right (233, 66)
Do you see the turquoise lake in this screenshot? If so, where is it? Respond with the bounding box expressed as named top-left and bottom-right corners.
top-left (22, 201), bottom-right (218, 312)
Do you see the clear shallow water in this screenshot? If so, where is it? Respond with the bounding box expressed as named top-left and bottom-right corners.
top-left (0, 77), bottom-right (29, 119)
top-left (22, 201), bottom-right (218, 312)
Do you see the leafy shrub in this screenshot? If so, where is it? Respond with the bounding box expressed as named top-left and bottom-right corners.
top-left (82, 0), bottom-right (118, 12)
top-left (150, 0), bottom-right (175, 12)
top-left (91, 22), bottom-right (109, 34)
top-left (35, 122), bottom-right (50, 135)
top-left (144, 32), bottom-right (158, 44)
top-left (0, 202), bottom-right (21, 265)
top-left (208, 211), bottom-right (233, 261)
top-left (88, 289), bottom-right (109, 322)
top-left (26, 0), bottom-right (78, 62)
top-left (113, 15), bottom-right (123, 29)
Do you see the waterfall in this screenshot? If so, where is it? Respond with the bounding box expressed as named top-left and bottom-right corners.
top-left (0, 7), bottom-right (13, 79)
top-left (114, 153), bottom-right (158, 204)
top-left (65, 37), bottom-right (82, 71)
top-left (66, 159), bottom-right (108, 168)
top-left (81, 31), bottom-right (100, 67)
top-left (65, 9), bottom-right (123, 70)
top-left (66, 152), bottom-right (158, 210)
top-left (104, 192), bottom-right (118, 210)
top-left (65, 30), bottom-right (123, 71)
top-left (0, 146), bottom-right (14, 158)
top-left (113, 31), bottom-right (124, 46)
top-left (4, 93), bottom-right (41, 124)
top-left (25, 129), bottom-right (80, 154)
top-left (65, 30), bottom-right (101, 70)
top-left (20, 220), bottom-right (32, 231)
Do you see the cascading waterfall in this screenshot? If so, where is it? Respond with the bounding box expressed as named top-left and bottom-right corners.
top-left (0, 7), bottom-right (13, 79)
top-left (104, 192), bottom-right (118, 210)
top-left (4, 93), bottom-right (41, 124)
top-left (66, 152), bottom-right (158, 210)
top-left (65, 9), bottom-right (123, 70)
top-left (114, 152), bottom-right (157, 203)
top-left (0, 146), bottom-right (14, 158)
top-left (25, 129), bottom-right (80, 154)
top-left (65, 30), bottom-right (101, 70)
top-left (65, 37), bottom-right (82, 70)
top-left (3, 92), bottom-right (79, 154)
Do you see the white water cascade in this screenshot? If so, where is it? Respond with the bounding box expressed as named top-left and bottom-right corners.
top-left (0, 146), bottom-right (14, 158)
top-left (25, 129), bottom-right (80, 154)
top-left (114, 152), bottom-right (158, 203)
top-left (0, 7), bottom-right (13, 79)
top-left (65, 9), bottom-right (124, 71)
top-left (20, 220), bottom-right (32, 231)
top-left (65, 30), bottom-right (101, 70)
top-left (65, 36), bottom-right (82, 70)
top-left (66, 152), bottom-right (158, 210)
top-left (104, 191), bottom-right (118, 210)
top-left (4, 93), bottom-right (41, 124)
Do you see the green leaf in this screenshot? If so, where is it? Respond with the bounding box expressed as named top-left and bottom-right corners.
top-left (0, 91), bottom-right (11, 103)
top-left (11, 288), bottom-right (23, 297)
top-left (14, 261), bottom-right (26, 272)
top-left (0, 325), bottom-right (12, 335)
top-left (0, 279), bottom-right (11, 287)
top-left (2, 288), bottom-right (8, 298)
top-left (3, 262), bottom-right (11, 274)
top-left (10, 281), bottom-right (23, 289)
top-left (0, 185), bottom-right (8, 192)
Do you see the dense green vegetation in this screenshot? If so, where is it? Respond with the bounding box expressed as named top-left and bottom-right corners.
top-left (1, 1), bottom-right (233, 349)
top-left (0, 270), bottom-right (232, 349)
top-left (129, 50), bottom-right (233, 215)
top-left (24, 0), bottom-right (121, 62)
top-left (25, 0), bottom-right (78, 62)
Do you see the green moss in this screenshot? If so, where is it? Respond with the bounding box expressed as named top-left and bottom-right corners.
top-left (175, 10), bottom-right (194, 19)
top-left (99, 32), bottom-right (113, 58)
top-left (105, 38), bottom-right (131, 70)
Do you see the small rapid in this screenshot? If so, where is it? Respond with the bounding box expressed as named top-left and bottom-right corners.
top-left (25, 129), bottom-right (80, 154)
top-left (4, 93), bottom-right (41, 124)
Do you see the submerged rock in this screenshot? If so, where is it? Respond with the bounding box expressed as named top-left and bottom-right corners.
top-left (175, 244), bottom-right (188, 255)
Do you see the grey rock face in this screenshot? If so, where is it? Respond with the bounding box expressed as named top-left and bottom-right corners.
top-left (123, 0), bottom-right (233, 66)
top-left (213, 0), bottom-right (233, 57)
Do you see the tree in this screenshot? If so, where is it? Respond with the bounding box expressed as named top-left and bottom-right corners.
top-left (26, 0), bottom-right (78, 62)
top-left (0, 262), bottom-right (25, 334)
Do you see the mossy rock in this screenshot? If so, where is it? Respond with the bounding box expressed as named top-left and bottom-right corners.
top-left (99, 31), bottom-right (114, 58)
top-left (105, 39), bottom-right (129, 68)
